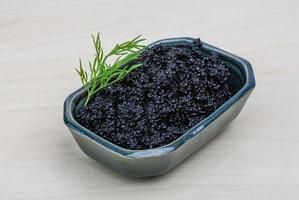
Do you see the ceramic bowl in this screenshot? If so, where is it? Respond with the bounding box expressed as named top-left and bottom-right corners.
top-left (63, 37), bottom-right (255, 177)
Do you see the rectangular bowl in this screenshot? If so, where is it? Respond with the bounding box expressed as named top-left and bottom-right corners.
top-left (63, 37), bottom-right (255, 177)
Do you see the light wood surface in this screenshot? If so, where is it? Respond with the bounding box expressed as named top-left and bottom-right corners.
top-left (1, 0), bottom-right (299, 199)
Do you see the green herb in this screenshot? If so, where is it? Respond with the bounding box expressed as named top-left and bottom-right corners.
top-left (76, 33), bottom-right (146, 106)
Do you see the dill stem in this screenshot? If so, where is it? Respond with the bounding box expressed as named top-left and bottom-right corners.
top-left (84, 93), bottom-right (92, 106)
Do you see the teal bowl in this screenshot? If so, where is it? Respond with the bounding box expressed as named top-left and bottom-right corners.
top-left (63, 37), bottom-right (255, 177)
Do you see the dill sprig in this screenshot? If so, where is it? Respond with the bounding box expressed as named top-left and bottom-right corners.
top-left (76, 33), bottom-right (146, 106)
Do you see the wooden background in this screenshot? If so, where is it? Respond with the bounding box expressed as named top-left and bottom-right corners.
top-left (1, 0), bottom-right (299, 199)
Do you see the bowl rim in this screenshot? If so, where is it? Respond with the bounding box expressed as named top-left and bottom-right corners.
top-left (63, 37), bottom-right (255, 158)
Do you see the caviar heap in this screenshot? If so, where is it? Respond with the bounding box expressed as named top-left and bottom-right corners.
top-left (75, 39), bottom-right (233, 150)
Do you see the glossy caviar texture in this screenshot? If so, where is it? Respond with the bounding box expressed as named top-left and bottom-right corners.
top-left (75, 39), bottom-right (233, 150)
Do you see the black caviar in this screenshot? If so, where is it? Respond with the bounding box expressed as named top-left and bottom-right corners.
top-left (75, 39), bottom-right (233, 150)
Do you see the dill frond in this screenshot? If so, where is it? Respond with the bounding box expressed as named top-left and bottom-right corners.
top-left (76, 33), bottom-right (146, 106)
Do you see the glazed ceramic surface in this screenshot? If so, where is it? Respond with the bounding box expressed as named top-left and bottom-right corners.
top-left (63, 38), bottom-right (255, 177)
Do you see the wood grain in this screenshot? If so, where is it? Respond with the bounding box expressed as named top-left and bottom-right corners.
top-left (1, 0), bottom-right (299, 199)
